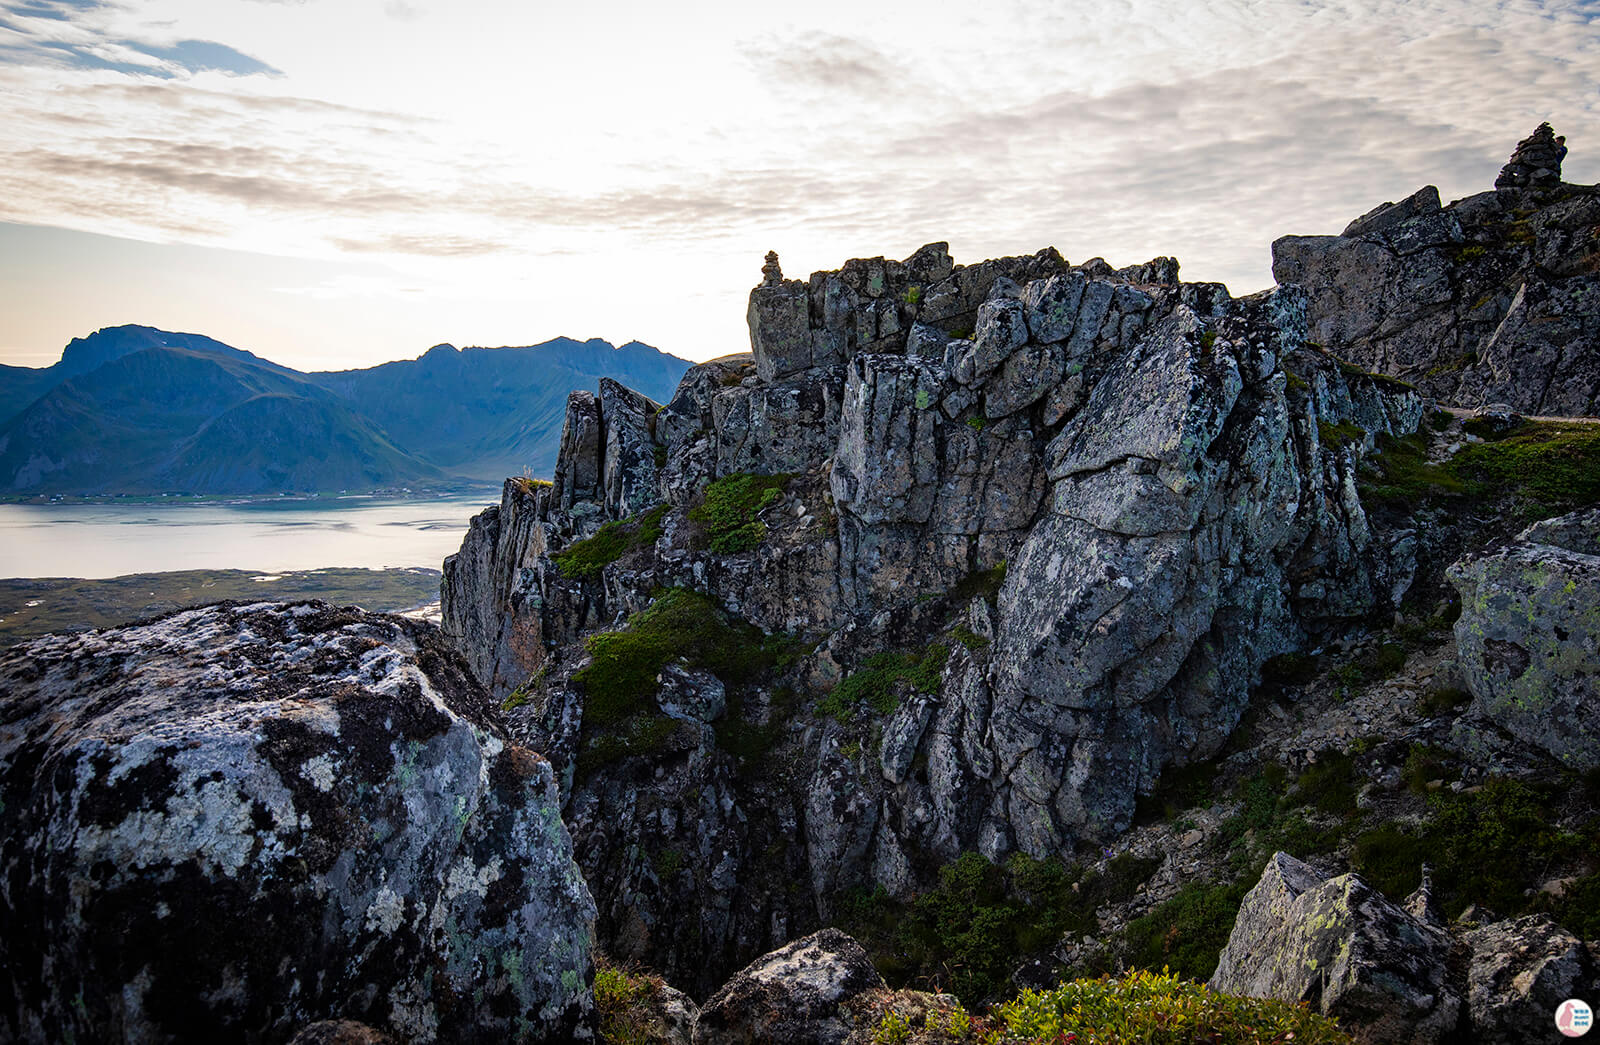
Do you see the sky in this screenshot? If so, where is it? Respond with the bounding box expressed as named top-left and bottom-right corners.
top-left (1, 0), bottom-right (1597, 371)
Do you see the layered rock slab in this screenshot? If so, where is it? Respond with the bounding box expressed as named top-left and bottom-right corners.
top-left (0, 602), bottom-right (595, 1044)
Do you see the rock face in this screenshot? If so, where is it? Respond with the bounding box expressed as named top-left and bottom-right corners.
top-left (692, 929), bottom-right (884, 1045)
top-left (1210, 853), bottom-right (1462, 1044)
top-left (442, 234), bottom-right (1424, 992)
top-left (1462, 915), bottom-right (1597, 1045)
top-left (1449, 506), bottom-right (1600, 769)
top-left (1215, 854), bottom-right (1600, 1045)
top-left (0, 602), bottom-right (595, 1044)
top-left (1273, 125), bottom-right (1599, 417)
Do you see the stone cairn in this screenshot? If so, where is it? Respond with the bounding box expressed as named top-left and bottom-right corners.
top-left (1495, 122), bottom-right (1567, 188)
top-left (761, 250), bottom-right (783, 286)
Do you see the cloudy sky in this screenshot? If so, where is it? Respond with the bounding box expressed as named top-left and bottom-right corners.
top-left (1, 0), bottom-right (1597, 370)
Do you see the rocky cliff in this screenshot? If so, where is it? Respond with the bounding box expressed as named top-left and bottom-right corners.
top-left (443, 233), bottom-right (1430, 993)
top-left (1274, 122), bottom-right (1600, 417)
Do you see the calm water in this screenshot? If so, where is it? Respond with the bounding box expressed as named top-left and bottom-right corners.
top-left (0, 494), bottom-right (499, 579)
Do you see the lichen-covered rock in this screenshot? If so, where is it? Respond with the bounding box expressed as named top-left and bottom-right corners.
top-left (1449, 506), bottom-right (1600, 769)
top-left (692, 929), bottom-right (884, 1045)
top-left (1211, 852), bottom-right (1462, 1044)
top-left (600, 377), bottom-right (664, 519)
top-left (1462, 914), bottom-right (1597, 1045)
top-left (0, 602), bottom-right (596, 1044)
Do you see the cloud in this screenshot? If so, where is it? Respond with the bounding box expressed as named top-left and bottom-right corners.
top-left (745, 32), bottom-right (903, 94)
top-left (0, 0), bottom-right (280, 77)
top-left (382, 1), bottom-right (420, 20)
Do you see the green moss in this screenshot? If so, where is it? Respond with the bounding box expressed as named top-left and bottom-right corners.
top-left (1317, 420), bottom-right (1366, 450)
top-left (950, 560), bottom-right (1008, 603)
top-left (914, 389), bottom-right (931, 410)
top-left (1200, 330), bottom-right (1218, 351)
top-left (946, 321), bottom-right (975, 340)
top-left (1293, 751), bottom-right (1359, 816)
top-left (948, 624), bottom-right (990, 650)
top-left (576, 714), bottom-right (680, 777)
top-left (1401, 743), bottom-right (1457, 795)
top-left (1453, 244), bottom-right (1488, 263)
top-left (574, 588), bottom-right (785, 730)
top-left (902, 285), bottom-right (923, 306)
top-left (689, 472), bottom-right (789, 554)
top-left (553, 504), bottom-right (667, 579)
top-left (1283, 369), bottom-right (1310, 394)
top-left (1122, 880), bottom-right (1250, 982)
top-left (993, 969), bottom-right (1353, 1044)
top-left (818, 644), bottom-right (950, 722)
top-left (966, 415), bottom-right (987, 431)
top-left (1450, 421), bottom-right (1600, 509)
top-left (1374, 641), bottom-right (1407, 677)
top-left (652, 444), bottom-right (668, 468)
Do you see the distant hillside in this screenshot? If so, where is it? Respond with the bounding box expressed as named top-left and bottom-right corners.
top-left (308, 338), bottom-right (691, 481)
top-left (0, 325), bottom-right (693, 496)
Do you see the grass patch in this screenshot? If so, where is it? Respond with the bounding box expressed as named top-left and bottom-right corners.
top-left (1135, 759), bottom-right (1223, 823)
top-left (594, 957), bottom-right (674, 1045)
top-left (553, 504), bottom-right (667, 579)
top-left (1317, 420), bottom-right (1367, 451)
top-left (818, 644), bottom-right (950, 722)
top-left (992, 969), bottom-right (1353, 1044)
top-left (689, 472), bottom-right (789, 554)
top-left (948, 624), bottom-right (990, 650)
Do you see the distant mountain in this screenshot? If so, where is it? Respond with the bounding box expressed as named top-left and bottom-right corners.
top-left (308, 338), bottom-right (691, 481)
top-left (0, 325), bottom-right (693, 496)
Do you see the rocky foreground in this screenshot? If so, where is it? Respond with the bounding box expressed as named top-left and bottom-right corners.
top-left (0, 125), bottom-right (1595, 1043)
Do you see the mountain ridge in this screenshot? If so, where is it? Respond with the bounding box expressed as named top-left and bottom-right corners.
top-left (0, 325), bottom-right (694, 495)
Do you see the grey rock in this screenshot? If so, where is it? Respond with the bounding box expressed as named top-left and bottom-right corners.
top-left (1342, 184), bottom-right (1442, 239)
top-left (1463, 914), bottom-right (1597, 1045)
top-left (600, 377), bottom-right (664, 520)
top-left (1211, 852), bottom-right (1462, 1044)
top-left (553, 390), bottom-right (602, 510)
top-left (692, 929), bottom-right (884, 1045)
top-left (1022, 272), bottom-right (1086, 344)
top-left (1449, 506), bottom-right (1600, 769)
top-left (0, 603), bottom-right (596, 1045)
top-left (749, 278), bottom-right (820, 382)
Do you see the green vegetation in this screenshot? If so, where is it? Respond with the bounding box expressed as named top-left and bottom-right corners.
top-left (1336, 359), bottom-right (1416, 394)
top-left (0, 567), bottom-right (443, 645)
top-left (1200, 330), bottom-right (1218, 351)
top-left (1121, 881), bottom-right (1250, 982)
top-left (951, 560), bottom-right (1008, 604)
top-left (819, 644), bottom-right (950, 721)
top-left (594, 958), bottom-right (673, 1045)
top-left (915, 389), bottom-right (932, 410)
top-left (839, 850), bottom-right (1160, 1005)
top-left (1417, 685), bottom-right (1473, 716)
top-left (967, 416), bottom-right (988, 432)
top-left (1316, 420), bottom-right (1366, 451)
top-left (713, 686), bottom-right (800, 771)
top-left (1453, 244), bottom-right (1488, 263)
top-left (903, 285), bottom-right (923, 306)
top-left (571, 588), bottom-right (796, 777)
top-left (1135, 759), bottom-right (1223, 823)
top-left (1351, 776), bottom-right (1593, 920)
top-left (552, 504), bottom-right (667, 579)
top-left (1360, 422), bottom-right (1600, 514)
top-left (689, 472), bottom-right (789, 554)
top-left (948, 624), bottom-right (991, 651)
top-left (989, 969), bottom-right (1353, 1045)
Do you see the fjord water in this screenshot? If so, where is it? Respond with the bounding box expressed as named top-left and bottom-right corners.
top-left (0, 494), bottom-right (497, 579)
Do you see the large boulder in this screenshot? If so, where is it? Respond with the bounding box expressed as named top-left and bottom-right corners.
top-left (1462, 914), bottom-right (1598, 1045)
top-left (0, 602), bottom-right (596, 1044)
top-left (692, 929), bottom-right (884, 1045)
top-left (1210, 852), bottom-right (1462, 1044)
top-left (1449, 506), bottom-right (1600, 769)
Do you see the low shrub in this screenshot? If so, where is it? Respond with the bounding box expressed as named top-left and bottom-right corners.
top-left (1121, 880), bottom-right (1249, 982)
top-left (991, 969), bottom-right (1353, 1044)
top-left (819, 644), bottom-right (950, 722)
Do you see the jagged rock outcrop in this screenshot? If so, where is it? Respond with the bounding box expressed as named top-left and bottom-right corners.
top-left (1449, 505), bottom-right (1600, 769)
top-left (442, 235), bottom-right (1425, 991)
top-left (0, 602), bottom-right (595, 1044)
top-left (691, 929), bottom-right (884, 1045)
top-left (1274, 124), bottom-right (1599, 416)
top-left (1211, 852), bottom-right (1462, 1043)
